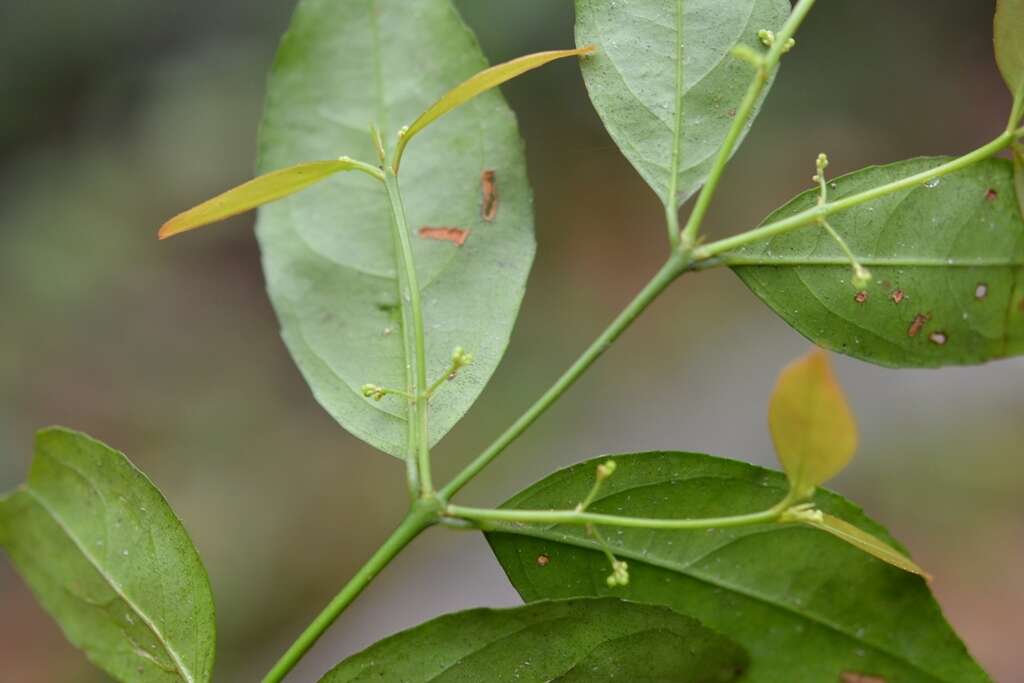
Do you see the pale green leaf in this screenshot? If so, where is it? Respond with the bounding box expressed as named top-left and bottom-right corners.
top-left (256, 0), bottom-right (535, 457)
top-left (158, 159), bottom-right (375, 239)
top-left (807, 513), bottom-right (929, 580)
top-left (768, 348), bottom-right (857, 498)
top-left (487, 452), bottom-right (990, 683)
top-left (575, 0), bottom-right (790, 208)
top-left (995, 0), bottom-right (1024, 100)
top-left (320, 598), bottom-right (748, 682)
top-left (731, 157), bottom-right (1024, 367)
top-left (0, 428), bottom-right (215, 683)
top-left (394, 46), bottom-right (595, 170)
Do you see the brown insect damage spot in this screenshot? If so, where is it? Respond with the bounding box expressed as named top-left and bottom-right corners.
top-left (929, 331), bottom-right (948, 345)
top-left (1018, 297), bottom-right (1024, 313)
top-left (481, 169), bottom-right (499, 222)
top-left (985, 188), bottom-right (998, 202)
top-left (840, 673), bottom-right (886, 683)
top-left (907, 313), bottom-right (930, 337)
top-left (889, 289), bottom-right (905, 304)
top-left (726, 107), bottom-right (737, 118)
top-left (536, 554), bottom-right (550, 567)
top-left (975, 283), bottom-right (988, 300)
top-left (854, 291), bottom-right (868, 304)
top-left (418, 226), bottom-right (470, 246)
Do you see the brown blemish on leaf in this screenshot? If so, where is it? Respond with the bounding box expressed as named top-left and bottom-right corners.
top-left (929, 331), bottom-right (948, 345)
top-left (481, 169), bottom-right (499, 222)
top-left (840, 673), bottom-right (886, 683)
top-left (985, 188), bottom-right (998, 202)
top-left (1018, 297), bottom-right (1024, 313)
top-left (975, 283), bottom-right (988, 300)
top-left (854, 291), bottom-right (868, 304)
top-left (889, 289), bottom-right (905, 304)
top-left (418, 226), bottom-right (470, 246)
top-left (726, 108), bottom-right (737, 118)
top-left (536, 554), bottom-right (550, 567)
top-left (907, 313), bottom-right (929, 337)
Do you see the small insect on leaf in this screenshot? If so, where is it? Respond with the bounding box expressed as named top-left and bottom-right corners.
top-left (768, 349), bottom-right (858, 500)
top-left (808, 513), bottom-right (931, 580)
top-left (158, 158), bottom-right (379, 239)
top-left (481, 169), bottom-right (498, 222)
top-left (418, 226), bottom-right (470, 246)
top-left (393, 45), bottom-right (596, 170)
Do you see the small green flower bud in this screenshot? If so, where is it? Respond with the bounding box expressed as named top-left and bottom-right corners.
top-left (757, 29), bottom-right (775, 47)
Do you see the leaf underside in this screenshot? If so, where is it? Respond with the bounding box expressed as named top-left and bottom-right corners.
top-left (320, 597), bottom-right (748, 682)
top-left (732, 158), bottom-right (1024, 368)
top-left (256, 0), bottom-right (535, 457)
top-left (0, 428), bottom-right (215, 683)
top-left (486, 452), bottom-right (991, 683)
top-left (575, 0), bottom-right (791, 207)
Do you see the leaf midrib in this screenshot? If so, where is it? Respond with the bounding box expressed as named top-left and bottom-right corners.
top-left (22, 477), bottom-right (195, 682)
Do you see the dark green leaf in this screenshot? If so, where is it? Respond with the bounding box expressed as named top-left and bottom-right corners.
top-left (319, 597), bottom-right (748, 683)
top-left (0, 428), bottom-right (215, 683)
top-left (995, 0), bottom-right (1024, 99)
top-left (256, 0), bottom-right (534, 457)
top-left (487, 452), bottom-right (990, 683)
top-left (575, 0), bottom-right (790, 207)
top-left (731, 157), bottom-right (1024, 367)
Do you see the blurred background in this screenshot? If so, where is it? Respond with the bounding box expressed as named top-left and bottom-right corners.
top-left (1, 1), bottom-right (1021, 681)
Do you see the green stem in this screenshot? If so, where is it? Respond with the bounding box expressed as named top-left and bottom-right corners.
top-left (678, 0), bottom-right (818, 247)
top-left (439, 254), bottom-right (690, 500)
top-left (694, 131), bottom-right (1015, 259)
top-left (260, 508), bottom-right (434, 683)
top-left (383, 170), bottom-right (433, 497)
top-left (446, 494), bottom-right (792, 531)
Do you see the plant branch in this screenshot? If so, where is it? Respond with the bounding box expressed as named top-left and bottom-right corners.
top-left (382, 169), bottom-right (432, 497)
top-left (446, 493), bottom-right (793, 531)
top-left (693, 131), bottom-right (1016, 260)
top-left (260, 507), bottom-right (434, 683)
top-left (439, 254), bottom-right (690, 500)
top-left (678, 0), bottom-right (818, 248)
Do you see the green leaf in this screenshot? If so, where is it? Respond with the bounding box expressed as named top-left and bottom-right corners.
top-left (486, 452), bottom-right (990, 683)
top-left (1014, 143), bottom-right (1024, 219)
top-left (995, 0), bottom-right (1024, 99)
top-left (0, 428), bottom-right (215, 683)
top-left (768, 348), bottom-right (857, 499)
top-left (731, 157), bottom-right (1024, 368)
top-left (158, 159), bottom-right (380, 239)
top-left (574, 0), bottom-right (790, 208)
top-left (256, 0), bottom-right (535, 458)
top-left (319, 597), bottom-right (748, 682)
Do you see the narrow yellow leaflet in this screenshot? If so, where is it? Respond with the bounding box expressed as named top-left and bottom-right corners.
top-left (995, 0), bottom-right (1024, 97)
top-left (394, 46), bottom-right (595, 169)
top-left (808, 513), bottom-right (931, 580)
top-left (159, 159), bottom-right (361, 239)
top-left (768, 349), bottom-right (858, 498)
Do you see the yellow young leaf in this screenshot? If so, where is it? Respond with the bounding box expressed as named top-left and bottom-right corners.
top-left (995, 0), bottom-right (1024, 100)
top-left (158, 159), bottom-right (376, 239)
top-left (393, 45), bottom-right (595, 170)
top-left (768, 349), bottom-right (857, 499)
top-left (807, 513), bottom-right (931, 580)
